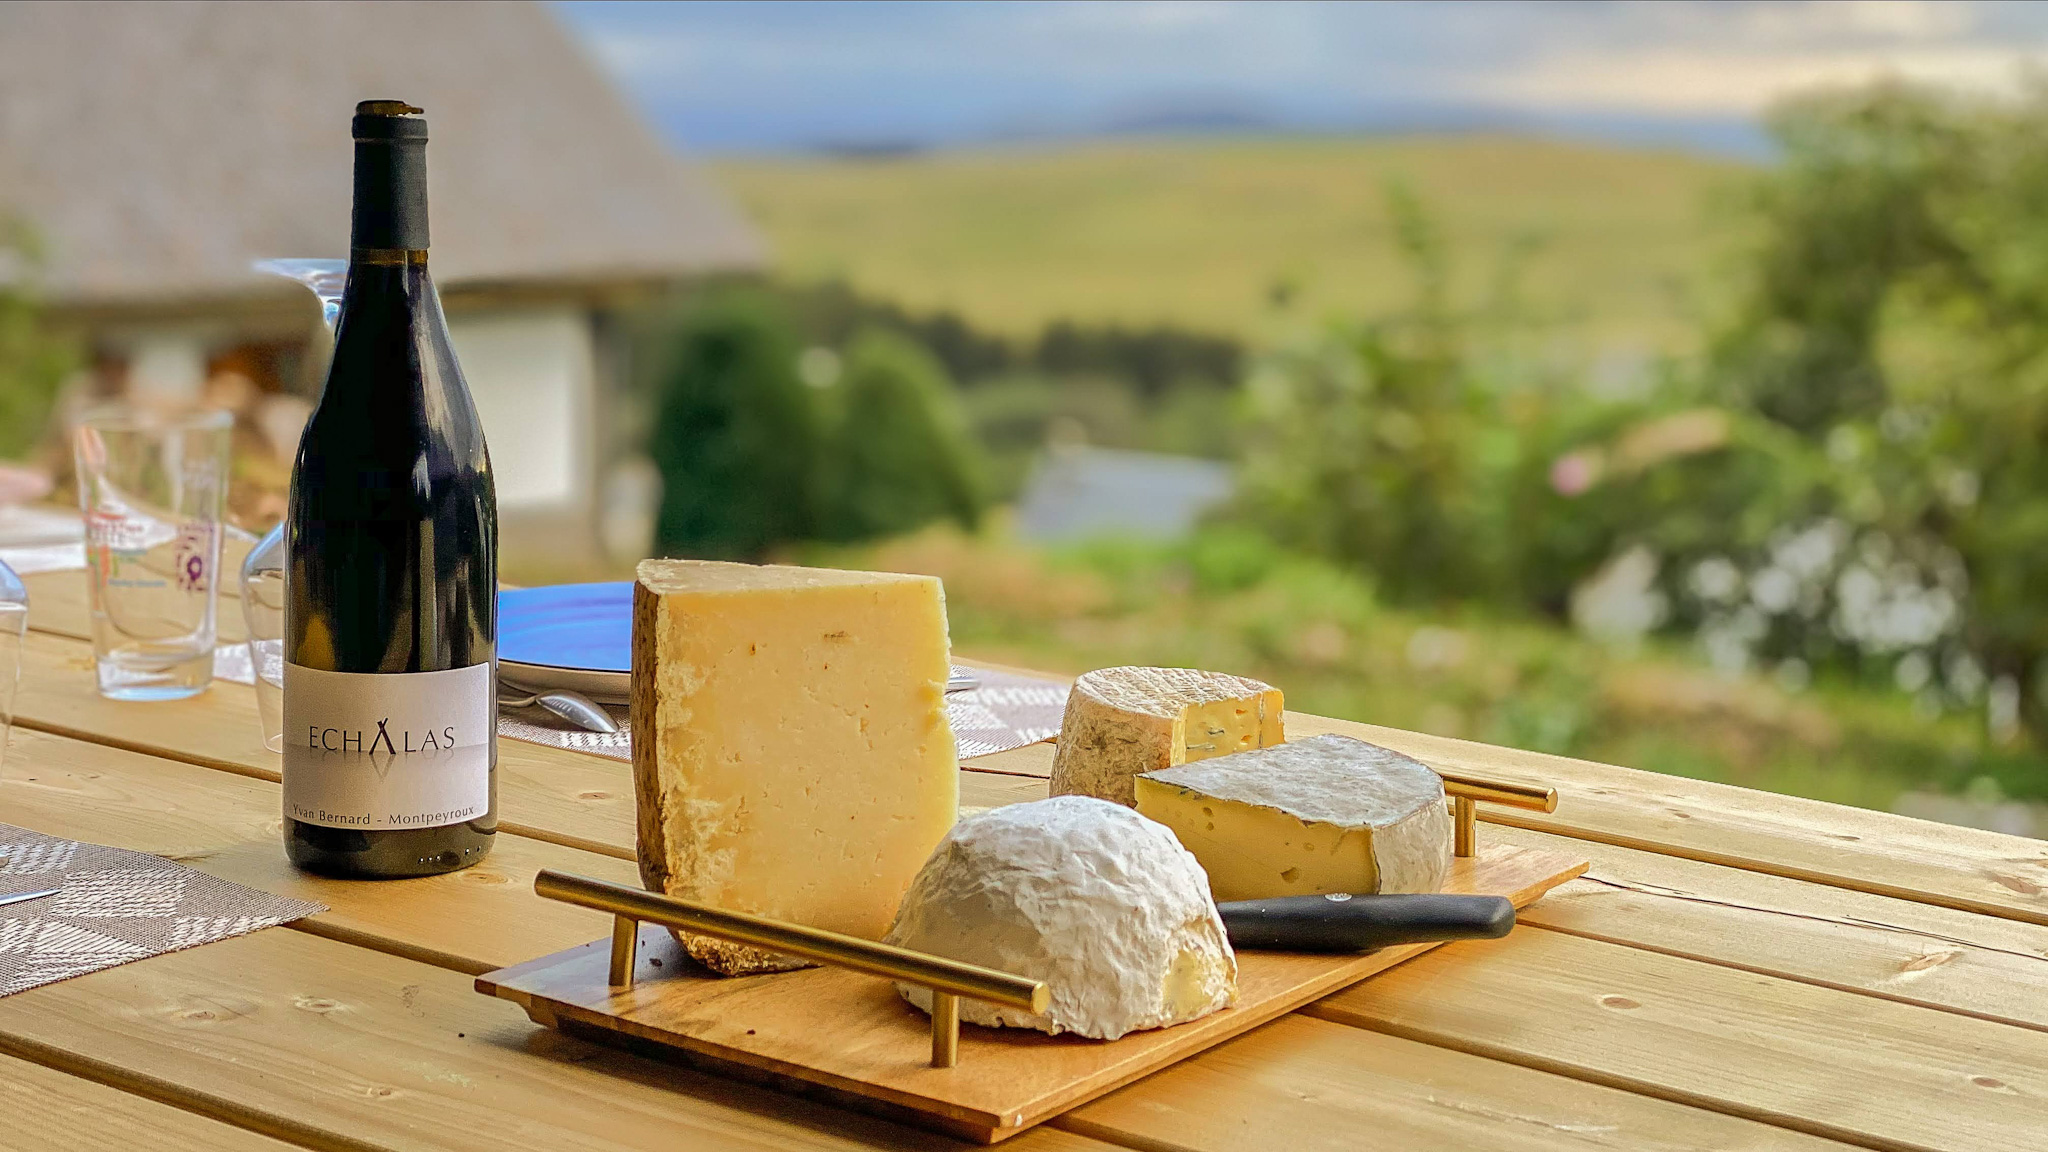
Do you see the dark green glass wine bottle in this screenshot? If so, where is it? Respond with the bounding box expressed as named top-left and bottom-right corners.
top-left (283, 100), bottom-right (497, 877)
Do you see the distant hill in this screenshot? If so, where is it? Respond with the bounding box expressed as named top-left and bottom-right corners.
top-left (712, 134), bottom-right (1749, 355)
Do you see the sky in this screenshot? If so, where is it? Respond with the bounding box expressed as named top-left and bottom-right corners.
top-left (552, 0), bottom-right (2048, 158)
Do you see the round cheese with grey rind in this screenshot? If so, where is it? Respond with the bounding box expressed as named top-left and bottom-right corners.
top-left (1134, 733), bottom-right (1452, 901)
top-left (884, 796), bottom-right (1237, 1041)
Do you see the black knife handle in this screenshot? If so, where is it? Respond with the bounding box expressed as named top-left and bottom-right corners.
top-left (1217, 893), bottom-right (1515, 952)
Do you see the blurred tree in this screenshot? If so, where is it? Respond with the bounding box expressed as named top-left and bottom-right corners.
top-left (1245, 88), bottom-right (2048, 742)
top-left (0, 218), bottom-right (74, 460)
top-left (1713, 84), bottom-right (1973, 434)
top-left (1699, 81), bottom-right (2048, 732)
top-left (821, 327), bottom-right (984, 540)
top-left (648, 288), bottom-right (821, 559)
top-left (1032, 320), bottom-right (1240, 398)
top-left (1238, 183), bottom-right (1526, 605)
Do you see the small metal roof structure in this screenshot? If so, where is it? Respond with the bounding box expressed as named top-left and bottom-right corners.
top-left (0, 0), bottom-right (761, 307)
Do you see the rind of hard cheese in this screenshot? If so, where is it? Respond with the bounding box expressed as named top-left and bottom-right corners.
top-left (1048, 666), bottom-right (1282, 806)
top-left (1134, 733), bottom-right (1451, 900)
top-left (632, 559), bottom-right (958, 975)
top-left (886, 796), bottom-right (1237, 1040)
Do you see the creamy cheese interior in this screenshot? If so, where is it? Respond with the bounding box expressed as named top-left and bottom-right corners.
top-left (1135, 779), bottom-right (1387, 899)
top-left (1135, 733), bottom-right (1451, 901)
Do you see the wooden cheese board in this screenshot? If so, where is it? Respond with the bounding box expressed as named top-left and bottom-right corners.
top-left (477, 840), bottom-right (1588, 1143)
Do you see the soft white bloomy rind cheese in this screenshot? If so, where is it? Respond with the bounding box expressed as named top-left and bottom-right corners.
top-left (1134, 734), bottom-right (1451, 901)
top-left (1048, 667), bottom-right (1283, 807)
top-left (631, 559), bottom-right (958, 975)
top-left (885, 797), bottom-right (1237, 1040)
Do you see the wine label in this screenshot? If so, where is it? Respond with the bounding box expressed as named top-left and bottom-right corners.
top-left (282, 662), bottom-right (493, 830)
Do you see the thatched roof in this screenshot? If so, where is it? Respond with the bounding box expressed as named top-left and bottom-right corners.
top-left (0, 0), bottom-right (761, 306)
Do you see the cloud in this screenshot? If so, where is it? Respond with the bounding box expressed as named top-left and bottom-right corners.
top-left (551, 0), bottom-right (2048, 150)
top-left (1479, 45), bottom-right (2048, 115)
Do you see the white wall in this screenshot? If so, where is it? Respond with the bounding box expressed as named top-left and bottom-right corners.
top-left (446, 308), bottom-right (593, 511)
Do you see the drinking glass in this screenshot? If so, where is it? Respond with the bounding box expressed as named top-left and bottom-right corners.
top-left (241, 521), bottom-right (286, 752)
top-left (72, 407), bottom-right (232, 700)
top-left (0, 558), bottom-right (24, 771)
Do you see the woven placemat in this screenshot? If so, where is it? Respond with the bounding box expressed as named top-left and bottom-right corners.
top-left (0, 823), bottom-right (324, 997)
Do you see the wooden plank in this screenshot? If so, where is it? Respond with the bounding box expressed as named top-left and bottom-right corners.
top-left (479, 847), bottom-right (1585, 1143)
top-left (40, 542), bottom-right (2041, 927)
top-left (28, 610), bottom-right (2048, 1017)
top-left (958, 770), bottom-right (1052, 811)
top-left (27, 617), bottom-right (2048, 1036)
top-left (0, 727), bottom-right (1122, 980)
top-left (1490, 823), bottom-right (2048, 1034)
top-left (1057, 1014), bottom-right (1854, 1152)
top-left (0, 1052), bottom-right (300, 1152)
top-left (1307, 925), bottom-right (2048, 1152)
top-left (1285, 712), bottom-right (2048, 928)
top-left (1, 726), bottom-right (639, 975)
top-left (13, 627), bottom-right (1043, 858)
top-left (12, 627), bottom-right (640, 859)
top-left (21, 570), bottom-right (91, 640)
top-left (9, 729), bottom-right (1827, 1152)
top-left (23, 567), bottom-right (248, 644)
top-left (974, 716), bottom-right (2048, 928)
top-left (0, 928), bottom-right (1108, 1152)
top-left (5, 690), bottom-right (1922, 1151)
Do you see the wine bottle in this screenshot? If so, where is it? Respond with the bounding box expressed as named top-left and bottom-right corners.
top-left (283, 100), bottom-right (497, 877)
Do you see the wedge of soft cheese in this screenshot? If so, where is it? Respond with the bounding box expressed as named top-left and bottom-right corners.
top-left (632, 559), bottom-right (958, 975)
top-left (885, 796), bottom-right (1236, 1040)
top-left (1048, 666), bottom-right (1283, 806)
top-left (1134, 733), bottom-right (1450, 901)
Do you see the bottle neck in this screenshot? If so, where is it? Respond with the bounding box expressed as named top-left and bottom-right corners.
top-left (350, 134), bottom-right (429, 251)
top-left (349, 248), bottom-right (429, 266)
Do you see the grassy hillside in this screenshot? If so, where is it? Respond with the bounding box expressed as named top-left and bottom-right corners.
top-left (711, 134), bottom-right (1749, 352)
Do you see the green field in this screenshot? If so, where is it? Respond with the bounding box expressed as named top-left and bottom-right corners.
top-left (712, 134), bottom-right (1748, 351)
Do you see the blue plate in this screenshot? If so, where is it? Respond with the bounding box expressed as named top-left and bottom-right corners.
top-left (499, 582), bottom-right (632, 702)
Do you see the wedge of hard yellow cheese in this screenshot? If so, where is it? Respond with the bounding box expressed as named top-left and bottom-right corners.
top-left (631, 559), bottom-right (958, 974)
top-left (1135, 734), bottom-right (1451, 901)
top-left (1049, 666), bottom-right (1283, 806)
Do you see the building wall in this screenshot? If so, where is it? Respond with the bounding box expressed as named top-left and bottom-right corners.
top-left (446, 307), bottom-right (594, 513)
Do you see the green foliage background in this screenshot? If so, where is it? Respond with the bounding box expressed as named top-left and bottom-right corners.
top-left (649, 83), bottom-right (2048, 810)
top-left (820, 328), bottom-right (984, 541)
top-left (0, 219), bottom-right (72, 460)
top-left (1236, 80), bottom-right (2048, 756)
top-left (648, 288), bottom-right (822, 560)
top-left (647, 289), bottom-right (988, 559)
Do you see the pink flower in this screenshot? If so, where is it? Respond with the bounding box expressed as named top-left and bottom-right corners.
top-left (1550, 451), bottom-right (1602, 497)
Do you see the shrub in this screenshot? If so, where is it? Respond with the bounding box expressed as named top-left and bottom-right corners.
top-left (0, 219), bottom-right (73, 460)
top-left (648, 288), bottom-right (821, 559)
top-left (820, 327), bottom-right (985, 540)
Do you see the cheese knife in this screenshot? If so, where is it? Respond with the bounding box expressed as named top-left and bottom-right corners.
top-left (1217, 892), bottom-right (1514, 952)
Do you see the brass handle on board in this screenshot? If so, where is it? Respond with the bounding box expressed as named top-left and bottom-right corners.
top-left (531, 870), bottom-right (1049, 1069)
top-left (1437, 771), bottom-right (1558, 858)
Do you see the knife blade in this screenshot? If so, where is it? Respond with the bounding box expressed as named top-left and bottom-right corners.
top-left (1217, 892), bottom-right (1514, 952)
top-left (0, 886), bottom-right (60, 909)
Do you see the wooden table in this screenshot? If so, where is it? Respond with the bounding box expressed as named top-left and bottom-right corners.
top-left (7, 566), bottom-right (2047, 1152)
